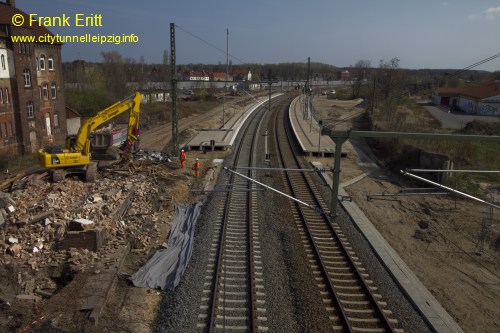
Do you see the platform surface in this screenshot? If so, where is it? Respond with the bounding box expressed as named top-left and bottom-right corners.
top-left (289, 96), bottom-right (337, 156)
top-left (185, 95), bottom-right (278, 150)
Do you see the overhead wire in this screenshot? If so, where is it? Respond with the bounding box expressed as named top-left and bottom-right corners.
top-left (174, 24), bottom-right (246, 64)
top-left (372, 51), bottom-right (500, 108)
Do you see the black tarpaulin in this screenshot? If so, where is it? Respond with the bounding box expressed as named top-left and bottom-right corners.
top-left (130, 201), bottom-right (204, 291)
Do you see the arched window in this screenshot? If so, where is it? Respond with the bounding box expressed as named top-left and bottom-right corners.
top-left (0, 55), bottom-right (5, 70)
top-left (5, 88), bottom-right (9, 103)
top-left (27, 101), bottom-right (34, 118)
top-left (23, 69), bottom-right (31, 87)
top-left (51, 82), bottom-right (57, 99)
top-left (0, 89), bottom-right (3, 103)
top-left (39, 55), bottom-right (46, 70)
top-left (42, 83), bottom-right (49, 100)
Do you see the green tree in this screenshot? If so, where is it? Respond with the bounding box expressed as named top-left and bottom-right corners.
top-left (65, 88), bottom-right (114, 118)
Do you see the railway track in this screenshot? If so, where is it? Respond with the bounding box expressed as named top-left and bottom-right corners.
top-left (196, 96), bottom-right (290, 332)
top-left (272, 104), bottom-right (404, 333)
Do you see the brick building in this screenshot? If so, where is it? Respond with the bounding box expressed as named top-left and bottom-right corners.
top-left (0, 0), bottom-right (67, 154)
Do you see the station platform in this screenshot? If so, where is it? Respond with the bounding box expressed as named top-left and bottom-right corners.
top-left (289, 96), bottom-right (337, 157)
top-left (184, 95), bottom-right (280, 151)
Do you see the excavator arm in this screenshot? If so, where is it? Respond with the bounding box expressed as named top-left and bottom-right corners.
top-left (71, 91), bottom-right (142, 154)
top-left (38, 92), bottom-right (142, 171)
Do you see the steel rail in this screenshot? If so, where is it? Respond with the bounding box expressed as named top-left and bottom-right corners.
top-left (208, 105), bottom-right (262, 333)
top-left (276, 104), bottom-right (399, 332)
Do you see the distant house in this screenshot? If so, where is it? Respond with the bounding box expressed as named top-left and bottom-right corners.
top-left (433, 80), bottom-right (500, 115)
top-left (341, 70), bottom-right (351, 81)
top-left (232, 69), bottom-right (252, 81)
top-left (178, 70), bottom-right (210, 81)
top-left (141, 91), bottom-right (170, 103)
top-left (210, 72), bottom-right (233, 81)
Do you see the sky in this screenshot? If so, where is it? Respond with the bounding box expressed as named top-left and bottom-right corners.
top-left (13, 0), bottom-right (500, 71)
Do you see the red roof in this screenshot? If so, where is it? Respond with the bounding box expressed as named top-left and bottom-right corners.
top-left (0, 2), bottom-right (59, 42)
top-left (65, 106), bottom-right (81, 119)
top-left (436, 80), bottom-right (500, 99)
top-left (232, 69), bottom-right (250, 75)
top-left (460, 80), bottom-right (500, 99)
top-left (211, 72), bottom-right (231, 79)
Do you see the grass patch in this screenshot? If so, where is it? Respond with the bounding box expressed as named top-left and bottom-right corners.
top-left (371, 102), bottom-right (500, 192)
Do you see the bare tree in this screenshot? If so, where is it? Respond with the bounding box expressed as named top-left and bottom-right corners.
top-left (350, 60), bottom-right (371, 98)
top-left (377, 57), bottom-right (401, 100)
top-left (101, 51), bottom-right (127, 98)
top-left (162, 50), bottom-right (168, 65)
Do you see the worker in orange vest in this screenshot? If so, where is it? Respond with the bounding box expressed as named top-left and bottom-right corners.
top-left (193, 158), bottom-right (200, 177)
top-left (179, 149), bottom-right (186, 168)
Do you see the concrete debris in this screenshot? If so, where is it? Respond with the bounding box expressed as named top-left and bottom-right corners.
top-left (0, 157), bottom-right (175, 305)
top-left (135, 150), bottom-right (172, 163)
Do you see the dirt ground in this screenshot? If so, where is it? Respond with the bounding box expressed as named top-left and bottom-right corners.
top-left (311, 95), bottom-right (500, 333)
top-left (0, 93), bottom-right (498, 333)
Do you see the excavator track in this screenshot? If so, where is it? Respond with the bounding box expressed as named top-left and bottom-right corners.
top-left (52, 169), bottom-right (66, 183)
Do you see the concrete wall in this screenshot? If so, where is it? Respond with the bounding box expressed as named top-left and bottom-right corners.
top-left (458, 97), bottom-right (500, 115)
top-left (66, 117), bottom-right (81, 136)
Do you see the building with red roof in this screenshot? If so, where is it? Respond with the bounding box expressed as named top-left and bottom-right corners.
top-left (0, 0), bottom-right (67, 155)
top-left (433, 80), bottom-right (500, 115)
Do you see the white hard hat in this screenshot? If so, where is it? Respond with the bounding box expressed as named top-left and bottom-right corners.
top-left (181, 149), bottom-right (184, 152)
top-left (196, 158), bottom-right (199, 161)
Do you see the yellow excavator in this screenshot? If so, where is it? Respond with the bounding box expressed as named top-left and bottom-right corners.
top-left (38, 92), bottom-right (142, 182)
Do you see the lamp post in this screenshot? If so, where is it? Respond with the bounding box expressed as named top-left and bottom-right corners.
top-left (222, 28), bottom-right (229, 128)
top-left (318, 120), bottom-right (322, 156)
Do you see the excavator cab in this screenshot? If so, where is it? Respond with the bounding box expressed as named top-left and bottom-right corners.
top-left (38, 92), bottom-right (141, 183)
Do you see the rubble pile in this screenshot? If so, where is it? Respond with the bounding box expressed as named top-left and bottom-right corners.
top-left (0, 158), bottom-right (177, 303)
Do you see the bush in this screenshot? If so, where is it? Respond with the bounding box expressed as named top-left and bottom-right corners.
top-left (65, 88), bottom-right (116, 118)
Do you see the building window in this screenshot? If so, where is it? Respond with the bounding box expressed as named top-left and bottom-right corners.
top-left (0, 89), bottom-right (3, 103)
top-left (23, 69), bottom-right (31, 87)
top-left (19, 43), bottom-right (30, 54)
top-left (51, 82), bottom-right (57, 99)
top-left (54, 113), bottom-right (59, 127)
top-left (48, 57), bottom-right (54, 70)
top-left (27, 101), bottom-right (34, 118)
top-left (39, 55), bottom-right (45, 71)
top-left (1, 55), bottom-right (5, 70)
top-left (42, 83), bottom-right (49, 100)
top-left (36, 57), bottom-right (39, 70)
top-left (5, 89), bottom-right (8, 104)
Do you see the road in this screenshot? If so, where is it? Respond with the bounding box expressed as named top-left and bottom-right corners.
top-left (423, 104), bottom-right (500, 129)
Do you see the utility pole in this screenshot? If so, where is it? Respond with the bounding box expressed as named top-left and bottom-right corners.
top-left (222, 28), bottom-right (229, 128)
top-left (306, 57), bottom-right (311, 94)
top-left (170, 23), bottom-right (179, 156)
